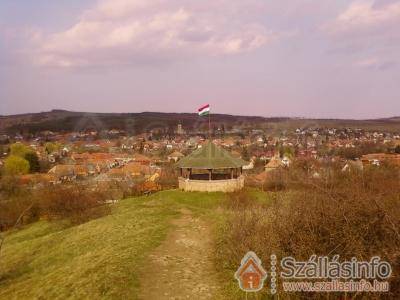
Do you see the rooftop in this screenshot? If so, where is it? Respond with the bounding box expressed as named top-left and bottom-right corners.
top-left (175, 141), bottom-right (247, 169)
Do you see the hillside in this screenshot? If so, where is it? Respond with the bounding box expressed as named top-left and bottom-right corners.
top-left (2, 109), bottom-right (400, 135)
top-left (0, 110), bottom-right (269, 134)
top-left (0, 191), bottom-right (226, 299)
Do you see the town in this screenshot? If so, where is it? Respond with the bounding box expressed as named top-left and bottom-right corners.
top-left (2, 0), bottom-right (400, 297)
top-left (1, 116), bottom-right (400, 195)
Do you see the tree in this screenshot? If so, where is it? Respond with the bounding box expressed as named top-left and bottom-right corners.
top-left (10, 143), bottom-right (29, 157)
top-left (138, 142), bottom-right (144, 154)
top-left (3, 156), bottom-right (30, 175)
top-left (8, 143), bottom-right (41, 173)
top-left (44, 142), bottom-right (61, 154)
top-left (24, 151), bottom-right (40, 173)
top-left (395, 145), bottom-right (400, 154)
top-left (283, 146), bottom-right (294, 159)
top-left (0, 145), bottom-right (6, 156)
top-left (158, 146), bottom-right (167, 158)
top-left (279, 146), bottom-right (284, 158)
top-left (241, 147), bottom-right (250, 161)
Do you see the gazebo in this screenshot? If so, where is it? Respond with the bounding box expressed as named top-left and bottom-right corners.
top-left (176, 141), bottom-right (247, 192)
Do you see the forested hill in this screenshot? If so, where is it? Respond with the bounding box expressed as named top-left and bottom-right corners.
top-left (1, 109), bottom-right (400, 134)
top-left (0, 109), bottom-right (278, 134)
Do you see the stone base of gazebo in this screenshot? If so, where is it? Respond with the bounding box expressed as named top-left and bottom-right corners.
top-left (178, 176), bottom-right (244, 192)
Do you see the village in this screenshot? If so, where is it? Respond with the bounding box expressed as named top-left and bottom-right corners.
top-left (1, 122), bottom-right (400, 195)
top-left (2, 0), bottom-right (400, 297)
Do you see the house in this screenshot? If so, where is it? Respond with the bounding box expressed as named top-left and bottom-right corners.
top-left (71, 152), bottom-right (114, 162)
top-left (342, 160), bottom-right (364, 172)
top-left (361, 153), bottom-right (400, 167)
top-left (132, 153), bottom-right (152, 165)
top-left (18, 174), bottom-right (55, 186)
top-left (234, 251), bottom-right (267, 292)
top-left (265, 156), bottom-right (284, 172)
top-left (168, 151), bottom-right (184, 162)
top-left (75, 165), bottom-right (88, 176)
top-left (61, 147), bottom-right (70, 157)
top-left (48, 165), bottom-right (77, 182)
top-left (122, 162), bottom-right (151, 176)
top-left (281, 156), bottom-right (291, 167)
top-left (48, 152), bottom-right (60, 163)
top-left (242, 159), bottom-right (254, 170)
top-left (107, 162), bottom-right (151, 178)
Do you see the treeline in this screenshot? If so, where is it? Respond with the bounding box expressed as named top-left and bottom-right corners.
top-left (3, 111), bottom-right (266, 135)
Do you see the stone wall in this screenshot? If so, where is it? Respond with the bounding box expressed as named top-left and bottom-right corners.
top-left (178, 176), bottom-right (244, 192)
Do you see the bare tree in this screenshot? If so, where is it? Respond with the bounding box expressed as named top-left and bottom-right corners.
top-left (0, 202), bottom-right (33, 265)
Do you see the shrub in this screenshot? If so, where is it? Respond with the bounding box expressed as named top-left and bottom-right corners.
top-left (0, 197), bottom-right (39, 231)
top-left (3, 156), bottom-right (30, 176)
top-left (24, 151), bottom-right (40, 173)
top-left (9, 143), bottom-right (29, 157)
top-left (38, 185), bottom-right (111, 225)
top-left (264, 169), bottom-right (288, 191)
top-left (0, 183), bottom-right (112, 231)
top-left (217, 166), bottom-right (400, 299)
top-left (158, 163), bottom-right (178, 189)
top-left (0, 176), bottom-right (23, 199)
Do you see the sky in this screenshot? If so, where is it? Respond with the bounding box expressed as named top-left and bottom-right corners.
top-left (1, 0), bottom-right (399, 119)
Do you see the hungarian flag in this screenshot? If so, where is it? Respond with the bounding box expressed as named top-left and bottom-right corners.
top-left (198, 104), bottom-right (210, 116)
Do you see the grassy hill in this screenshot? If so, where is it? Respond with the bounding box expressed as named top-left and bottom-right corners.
top-left (2, 186), bottom-right (397, 299)
top-left (0, 191), bottom-right (226, 299)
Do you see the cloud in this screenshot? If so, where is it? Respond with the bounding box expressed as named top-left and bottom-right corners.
top-left (325, 0), bottom-right (400, 34)
top-left (322, 0), bottom-right (400, 70)
top-left (35, 0), bottom-right (273, 67)
top-left (0, 26), bottom-right (41, 43)
top-left (355, 57), bottom-right (397, 69)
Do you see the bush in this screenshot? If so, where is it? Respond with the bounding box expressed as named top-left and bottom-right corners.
top-left (24, 151), bottom-right (40, 173)
top-left (217, 166), bottom-right (400, 299)
top-left (158, 163), bottom-right (178, 189)
top-left (0, 197), bottom-right (39, 231)
top-left (38, 185), bottom-right (111, 225)
top-left (264, 169), bottom-right (288, 191)
top-left (0, 176), bottom-right (23, 199)
top-left (0, 182), bottom-right (111, 231)
top-left (3, 156), bottom-right (30, 176)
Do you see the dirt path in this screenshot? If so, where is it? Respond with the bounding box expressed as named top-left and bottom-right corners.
top-left (138, 209), bottom-right (221, 300)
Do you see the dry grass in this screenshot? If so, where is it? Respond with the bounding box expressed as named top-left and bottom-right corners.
top-left (216, 166), bottom-right (400, 299)
top-left (0, 190), bottom-right (229, 299)
top-left (0, 191), bottom-right (213, 299)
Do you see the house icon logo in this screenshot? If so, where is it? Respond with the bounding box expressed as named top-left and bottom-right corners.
top-left (234, 251), bottom-right (267, 292)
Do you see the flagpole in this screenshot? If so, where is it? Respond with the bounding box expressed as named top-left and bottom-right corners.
top-left (208, 111), bottom-right (211, 140)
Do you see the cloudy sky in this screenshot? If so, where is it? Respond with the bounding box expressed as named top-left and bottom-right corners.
top-left (1, 0), bottom-right (399, 118)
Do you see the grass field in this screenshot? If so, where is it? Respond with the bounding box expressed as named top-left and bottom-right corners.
top-left (0, 190), bottom-right (228, 299)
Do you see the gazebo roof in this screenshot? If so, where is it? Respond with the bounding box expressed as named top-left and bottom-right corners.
top-left (176, 141), bottom-right (248, 169)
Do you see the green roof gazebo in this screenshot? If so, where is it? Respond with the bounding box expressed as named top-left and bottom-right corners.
top-left (176, 141), bottom-right (247, 192)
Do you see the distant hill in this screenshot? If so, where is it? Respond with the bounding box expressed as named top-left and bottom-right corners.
top-left (0, 110), bottom-right (278, 134)
top-left (1, 109), bottom-right (400, 134)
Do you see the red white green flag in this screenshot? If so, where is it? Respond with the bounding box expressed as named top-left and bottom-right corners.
top-left (198, 104), bottom-right (210, 116)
